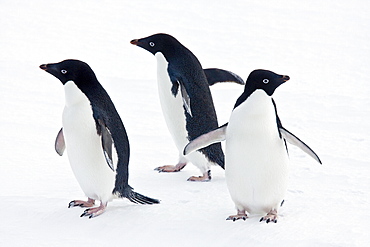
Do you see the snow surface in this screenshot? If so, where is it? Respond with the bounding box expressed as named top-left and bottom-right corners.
top-left (1, 0), bottom-right (369, 246)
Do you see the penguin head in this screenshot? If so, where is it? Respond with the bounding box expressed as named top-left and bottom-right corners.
top-left (246, 69), bottom-right (290, 96)
top-left (40, 59), bottom-right (96, 85)
top-left (130, 33), bottom-right (180, 55)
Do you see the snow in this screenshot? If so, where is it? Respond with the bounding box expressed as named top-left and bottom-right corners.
top-left (1, 0), bottom-right (369, 246)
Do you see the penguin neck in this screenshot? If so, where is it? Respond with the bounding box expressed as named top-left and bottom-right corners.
top-left (155, 52), bottom-right (170, 66)
top-left (154, 45), bottom-right (189, 65)
top-left (234, 83), bottom-right (258, 109)
top-left (64, 81), bottom-right (90, 107)
top-left (235, 88), bottom-right (273, 115)
top-left (155, 52), bottom-right (172, 94)
top-left (155, 51), bottom-right (167, 64)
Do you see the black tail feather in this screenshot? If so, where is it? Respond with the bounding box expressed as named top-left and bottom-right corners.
top-left (200, 142), bottom-right (225, 169)
top-left (127, 191), bottom-right (160, 205)
top-left (113, 184), bottom-right (159, 205)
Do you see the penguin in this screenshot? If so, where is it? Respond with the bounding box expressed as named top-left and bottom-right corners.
top-left (40, 59), bottom-right (159, 218)
top-left (130, 33), bottom-right (244, 181)
top-left (184, 69), bottom-right (322, 223)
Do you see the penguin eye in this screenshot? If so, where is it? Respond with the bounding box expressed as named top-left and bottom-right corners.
top-left (61, 69), bottom-right (67, 74)
top-left (149, 42), bottom-right (155, 47)
top-left (263, 79), bottom-right (269, 84)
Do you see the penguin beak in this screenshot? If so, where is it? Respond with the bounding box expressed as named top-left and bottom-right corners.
top-left (282, 75), bottom-right (290, 82)
top-left (40, 64), bottom-right (48, 71)
top-left (130, 39), bottom-right (139, 45)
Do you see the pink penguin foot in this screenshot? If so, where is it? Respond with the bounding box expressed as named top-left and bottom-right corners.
top-left (226, 210), bottom-right (248, 221)
top-left (80, 202), bottom-right (107, 219)
top-left (260, 209), bottom-right (278, 223)
top-left (68, 198), bottom-right (95, 208)
top-left (187, 170), bottom-right (211, 182)
top-left (154, 162), bottom-right (187, 172)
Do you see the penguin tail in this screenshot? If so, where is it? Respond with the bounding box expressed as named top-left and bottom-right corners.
top-left (113, 174), bottom-right (160, 205)
top-left (126, 191), bottom-right (160, 205)
top-left (200, 143), bottom-right (225, 170)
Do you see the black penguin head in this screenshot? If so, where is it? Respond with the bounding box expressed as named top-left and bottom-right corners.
top-left (40, 59), bottom-right (97, 85)
top-left (246, 69), bottom-right (290, 96)
top-left (130, 33), bottom-right (180, 55)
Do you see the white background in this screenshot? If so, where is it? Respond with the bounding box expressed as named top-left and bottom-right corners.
top-left (1, 0), bottom-right (369, 246)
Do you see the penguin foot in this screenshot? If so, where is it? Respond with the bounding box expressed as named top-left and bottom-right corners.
top-left (187, 170), bottom-right (211, 182)
top-left (226, 210), bottom-right (248, 221)
top-left (154, 162), bottom-right (187, 172)
top-left (68, 198), bottom-right (95, 208)
top-left (80, 202), bottom-right (107, 218)
top-left (259, 209), bottom-right (278, 223)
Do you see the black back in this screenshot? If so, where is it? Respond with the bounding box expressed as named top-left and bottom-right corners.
top-left (132, 34), bottom-right (224, 168)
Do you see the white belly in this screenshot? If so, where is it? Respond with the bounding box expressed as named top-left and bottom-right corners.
top-left (155, 53), bottom-right (188, 150)
top-left (155, 53), bottom-right (210, 171)
top-left (62, 81), bottom-right (115, 203)
top-left (225, 91), bottom-right (289, 214)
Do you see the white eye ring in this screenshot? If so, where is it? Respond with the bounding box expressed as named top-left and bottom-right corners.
top-left (263, 79), bottom-right (269, 84)
top-left (149, 42), bottom-right (155, 47)
top-left (61, 70), bottom-right (67, 74)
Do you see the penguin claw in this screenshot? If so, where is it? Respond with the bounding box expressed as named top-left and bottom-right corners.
top-left (80, 210), bottom-right (96, 219)
top-left (80, 203), bottom-right (107, 218)
top-left (80, 212), bottom-right (95, 219)
top-left (80, 210), bottom-right (90, 218)
top-left (260, 210), bottom-right (278, 224)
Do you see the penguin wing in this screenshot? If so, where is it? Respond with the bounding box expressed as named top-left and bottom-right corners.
top-left (170, 77), bottom-right (193, 117)
top-left (204, 68), bottom-right (245, 85)
top-left (97, 119), bottom-right (115, 171)
top-left (184, 124), bottom-right (227, 155)
top-left (168, 65), bottom-right (195, 117)
top-left (55, 128), bottom-right (65, 156)
top-left (279, 127), bottom-right (322, 164)
top-left (179, 81), bottom-right (193, 117)
top-left (272, 98), bottom-right (322, 164)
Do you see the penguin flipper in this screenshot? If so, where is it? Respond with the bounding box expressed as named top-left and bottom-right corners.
top-left (97, 119), bottom-right (115, 171)
top-left (184, 124), bottom-right (227, 155)
top-left (204, 68), bottom-right (245, 86)
top-left (55, 128), bottom-right (65, 156)
top-left (168, 66), bottom-right (193, 116)
top-left (178, 81), bottom-right (193, 117)
top-left (279, 127), bottom-right (322, 164)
